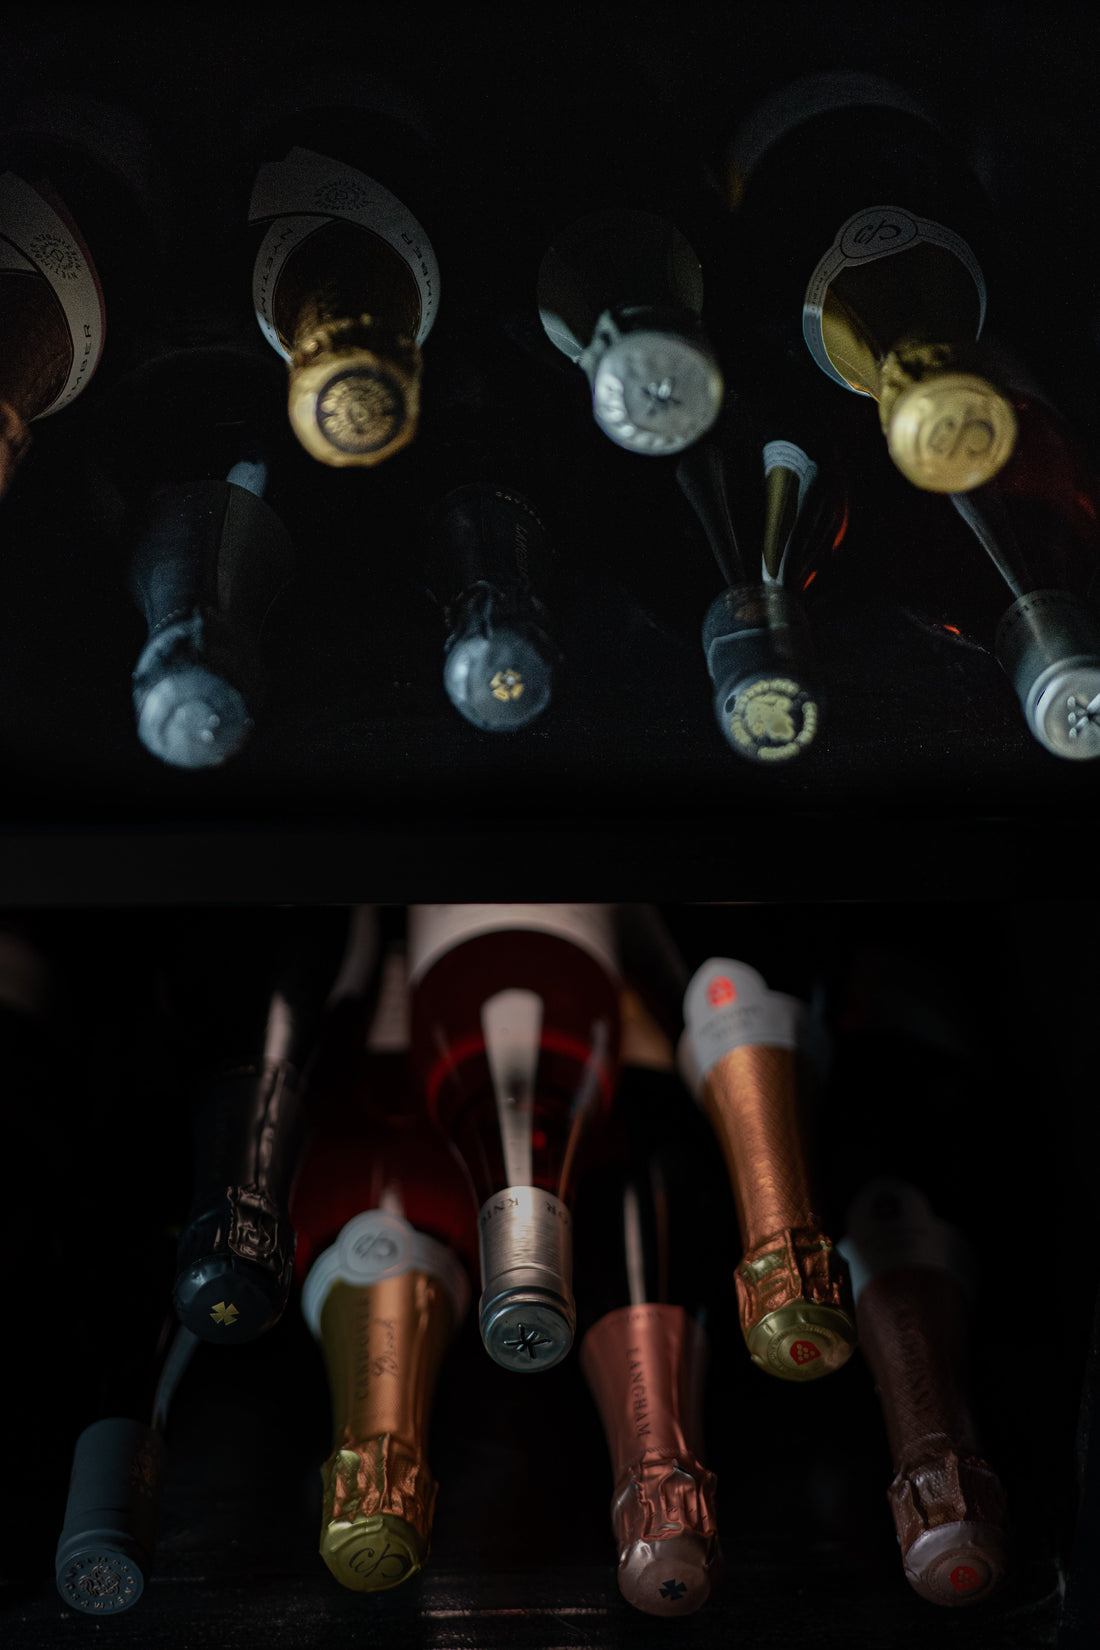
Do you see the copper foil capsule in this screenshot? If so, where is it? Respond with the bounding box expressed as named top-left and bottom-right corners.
top-left (841, 1180), bottom-right (1009, 1606)
top-left (680, 960), bottom-right (855, 1379)
top-left (580, 1303), bottom-right (721, 1614)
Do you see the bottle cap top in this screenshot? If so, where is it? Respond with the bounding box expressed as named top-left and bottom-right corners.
top-left (319, 1508), bottom-right (427, 1593)
top-left (1029, 662), bottom-right (1100, 758)
top-left (716, 673), bottom-right (821, 762)
top-left (886, 375), bottom-right (1017, 492)
top-left (479, 1292), bottom-right (574, 1372)
top-left (56, 1543), bottom-right (147, 1614)
top-left (172, 1251), bottom-right (287, 1342)
top-left (902, 1519), bottom-right (1009, 1607)
top-left (443, 624), bottom-right (555, 730)
top-left (618, 1531), bottom-right (718, 1615)
top-left (745, 1300), bottom-right (857, 1381)
top-left (592, 331), bottom-right (723, 455)
top-left (135, 668), bottom-right (253, 769)
top-left (287, 348), bottom-right (419, 466)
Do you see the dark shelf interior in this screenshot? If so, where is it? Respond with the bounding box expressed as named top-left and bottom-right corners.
top-left (2, 5), bottom-right (1100, 899)
top-left (3, 899), bottom-right (1093, 1647)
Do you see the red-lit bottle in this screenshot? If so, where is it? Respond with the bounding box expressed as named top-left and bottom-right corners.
top-left (289, 911), bottom-right (476, 1591)
top-left (407, 903), bottom-right (622, 1373)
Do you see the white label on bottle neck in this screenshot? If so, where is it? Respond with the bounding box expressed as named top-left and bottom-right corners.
top-left (762, 439), bottom-right (818, 585)
top-left (678, 957), bottom-right (806, 1096)
top-left (802, 205), bottom-right (987, 392)
top-left (407, 904), bottom-right (619, 986)
top-left (301, 1209), bottom-right (469, 1337)
top-left (248, 146), bottom-right (439, 359)
top-left (0, 171), bottom-right (105, 417)
top-left (837, 1177), bottom-right (977, 1303)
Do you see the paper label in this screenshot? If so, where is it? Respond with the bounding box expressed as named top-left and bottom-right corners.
top-left (802, 205), bottom-right (986, 392)
top-left (408, 903), bottom-right (618, 984)
top-left (248, 146), bottom-right (439, 359)
top-left (0, 171), bottom-right (105, 416)
top-left (679, 957), bottom-right (806, 1093)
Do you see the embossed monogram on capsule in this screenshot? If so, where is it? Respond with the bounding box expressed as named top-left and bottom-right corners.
top-left (503, 1322), bottom-right (553, 1359)
top-left (351, 1229), bottom-right (400, 1266)
top-left (76, 1563), bottom-right (122, 1599)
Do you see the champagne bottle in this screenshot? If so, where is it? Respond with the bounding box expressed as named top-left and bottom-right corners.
top-left (722, 70), bottom-right (1018, 492)
top-left (574, 985), bottom-right (723, 1615)
top-left (242, 73), bottom-right (440, 468)
top-left (537, 207), bottom-right (724, 456)
top-left (679, 951), bottom-right (856, 1380)
top-left (289, 915), bottom-right (474, 1591)
top-left (676, 382), bottom-right (849, 762)
top-left (83, 342), bottom-right (297, 769)
top-left (407, 903), bottom-right (622, 1372)
top-left (838, 1179), bottom-right (1009, 1606)
top-left (165, 905), bottom-right (351, 1342)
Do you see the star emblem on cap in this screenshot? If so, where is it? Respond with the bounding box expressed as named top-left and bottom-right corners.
top-left (503, 1322), bottom-right (552, 1358)
top-left (659, 1578), bottom-right (688, 1600)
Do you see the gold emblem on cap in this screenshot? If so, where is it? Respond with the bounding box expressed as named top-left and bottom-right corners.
top-left (490, 668), bottom-right (525, 702)
top-left (209, 1300), bottom-right (239, 1325)
top-left (886, 373), bottom-right (1017, 492)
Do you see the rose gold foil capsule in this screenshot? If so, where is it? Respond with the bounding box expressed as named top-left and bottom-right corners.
top-left (680, 960), bottom-right (855, 1380)
top-left (840, 1179), bottom-right (1009, 1606)
top-left (580, 1303), bottom-right (721, 1614)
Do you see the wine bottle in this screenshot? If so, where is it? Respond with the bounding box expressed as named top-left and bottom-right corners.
top-left (837, 1178), bottom-right (1009, 1606)
top-left (81, 342), bottom-right (297, 769)
top-left (939, 388), bottom-right (1100, 759)
top-left (242, 72), bottom-right (440, 468)
top-left (574, 985), bottom-right (723, 1615)
top-left (55, 1311), bottom-right (198, 1615)
top-left (676, 378), bottom-right (849, 762)
top-left (289, 918), bottom-right (474, 1590)
top-left (679, 952), bottom-right (856, 1380)
top-left (721, 70), bottom-right (1019, 492)
top-left (537, 206), bottom-right (724, 456)
top-left (407, 903), bottom-right (622, 1372)
top-left (164, 905), bottom-right (351, 1342)
top-left (421, 353), bottom-right (563, 732)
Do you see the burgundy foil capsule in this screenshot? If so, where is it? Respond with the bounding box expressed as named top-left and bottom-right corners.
top-left (839, 1178), bottom-right (1009, 1606)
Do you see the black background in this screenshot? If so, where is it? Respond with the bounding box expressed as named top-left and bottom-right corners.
top-left (2, 1), bottom-right (1100, 1646)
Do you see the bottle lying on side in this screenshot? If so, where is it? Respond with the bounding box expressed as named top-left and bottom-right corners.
top-left (679, 951), bottom-right (856, 1381)
top-left (241, 71), bottom-right (440, 469)
top-left (676, 367), bottom-right (849, 763)
top-left (574, 982), bottom-right (724, 1615)
top-left (720, 70), bottom-right (1019, 494)
top-left (163, 905), bottom-right (352, 1342)
top-left (838, 1177), bottom-right (1009, 1607)
top-left (407, 903), bottom-right (622, 1373)
top-left (289, 911), bottom-right (476, 1590)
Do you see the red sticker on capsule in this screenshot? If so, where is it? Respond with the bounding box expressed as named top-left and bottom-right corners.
top-left (789, 1340), bottom-right (820, 1365)
top-left (950, 1565), bottom-right (981, 1592)
top-left (707, 975), bottom-right (736, 1008)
